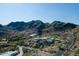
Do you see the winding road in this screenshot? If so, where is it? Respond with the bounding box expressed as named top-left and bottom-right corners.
top-left (54, 32), bottom-right (74, 56)
top-left (17, 46), bottom-right (23, 56)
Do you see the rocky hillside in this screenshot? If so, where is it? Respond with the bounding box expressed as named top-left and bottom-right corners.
top-left (0, 20), bottom-right (78, 56)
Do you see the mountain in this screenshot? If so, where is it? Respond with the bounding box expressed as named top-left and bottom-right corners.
top-left (0, 20), bottom-right (77, 37)
top-left (7, 20), bottom-right (45, 31)
top-left (52, 21), bottom-right (77, 31)
top-left (43, 21), bottom-right (77, 32)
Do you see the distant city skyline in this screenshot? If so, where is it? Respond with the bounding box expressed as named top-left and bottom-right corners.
top-left (0, 3), bottom-right (79, 25)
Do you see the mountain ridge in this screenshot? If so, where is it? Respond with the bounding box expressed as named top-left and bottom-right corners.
top-left (0, 20), bottom-right (77, 36)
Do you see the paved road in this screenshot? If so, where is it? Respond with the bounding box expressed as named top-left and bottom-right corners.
top-left (17, 46), bottom-right (23, 56)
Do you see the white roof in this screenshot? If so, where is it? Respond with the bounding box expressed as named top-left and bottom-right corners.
top-left (2, 39), bottom-right (7, 40)
top-left (0, 51), bottom-right (18, 56)
top-left (30, 34), bottom-right (37, 37)
top-left (34, 37), bottom-right (49, 39)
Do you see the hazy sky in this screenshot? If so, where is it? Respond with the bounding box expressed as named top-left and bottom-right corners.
top-left (0, 3), bottom-right (79, 25)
